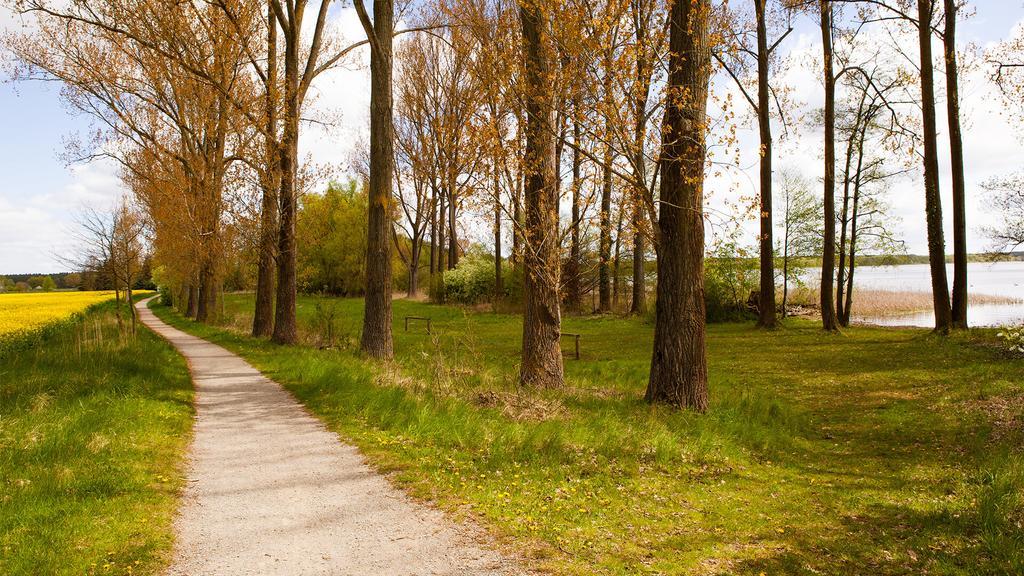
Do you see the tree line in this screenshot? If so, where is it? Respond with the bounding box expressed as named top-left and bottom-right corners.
top-left (5, 0), bottom-right (1023, 411)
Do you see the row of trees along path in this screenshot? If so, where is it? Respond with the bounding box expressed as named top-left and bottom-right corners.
top-left (5, 0), bottom-right (989, 416)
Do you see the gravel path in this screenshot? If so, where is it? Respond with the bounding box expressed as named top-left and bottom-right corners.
top-left (137, 299), bottom-right (515, 576)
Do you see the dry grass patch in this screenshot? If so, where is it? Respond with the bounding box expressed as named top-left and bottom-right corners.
top-left (786, 286), bottom-right (1019, 317)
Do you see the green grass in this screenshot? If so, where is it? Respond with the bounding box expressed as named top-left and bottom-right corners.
top-left (153, 293), bottom-right (1024, 575)
top-left (0, 300), bottom-right (193, 575)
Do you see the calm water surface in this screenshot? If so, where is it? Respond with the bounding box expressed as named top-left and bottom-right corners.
top-left (812, 261), bottom-right (1024, 328)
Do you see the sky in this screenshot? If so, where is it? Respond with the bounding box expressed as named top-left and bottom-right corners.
top-left (1, 2), bottom-right (1023, 275)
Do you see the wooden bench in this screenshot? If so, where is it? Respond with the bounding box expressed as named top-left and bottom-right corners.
top-left (404, 316), bottom-right (432, 334)
top-left (560, 332), bottom-right (582, 360)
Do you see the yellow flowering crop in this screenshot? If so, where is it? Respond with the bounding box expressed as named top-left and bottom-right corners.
top-left (0, 291), bottom-right (118, 338)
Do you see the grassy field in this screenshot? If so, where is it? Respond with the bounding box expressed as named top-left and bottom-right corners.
top-left (0, 300), bottom-right (193, 575)
top-left (153, 293), bottom-right (1024, 575)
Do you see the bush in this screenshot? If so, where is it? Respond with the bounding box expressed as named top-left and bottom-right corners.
top-left (158, 285), bottom-right (174, 307)
top-left (641, 238), bottom-right (759, 323)
top-left (704, 243), bottom-right (758, 322)
top-left (444, 255), bottom-right (500, 304)
top-left (997, 326), bottom-right (1024, 354)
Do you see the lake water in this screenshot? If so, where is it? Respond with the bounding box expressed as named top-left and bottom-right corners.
top-left (809, 261), bottom-right (1024, 328)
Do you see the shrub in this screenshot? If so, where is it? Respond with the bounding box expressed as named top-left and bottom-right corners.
top-left (443, 255), bottom-right (503, 304)
top-left (996, 326), bottom-right (1024, 354)
top-left (158, 285), bottom-right (174, 307)
top-left (704, 242), bottom-right (758, 322)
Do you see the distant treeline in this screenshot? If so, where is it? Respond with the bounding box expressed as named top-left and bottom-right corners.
top-left (2, 261), bottom-right (155, 293)
top-left (781, 252), bottom-right (1024, 268)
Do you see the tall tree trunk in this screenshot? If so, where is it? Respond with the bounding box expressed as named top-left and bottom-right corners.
top-left (407, 236), bottom-right (420, 297)
top-left (629, 7), bottom-right (650, 316)
top-left (186, 282), bottom-right (199, 318)
top-left (917, 0), bottom-right (953, 332)
top-left (646, 0), bottom-right (711, 411)
top-left (755, 0), bottom-right (776, 328)
top-left (511, 144), bottom-right (523, 268)
top-left (843, 172), bottom-right (861, 327)
top-left (819, 0), bottom-right (839, 332)
top-left (447, 186), bottom-right (458, 270)
top-left (518, 2), bottom-right (564, 389)
top-left (429, 184), bottom-right (437, 276)
top-left (613, 208), bottom-right (624, 309)
top-left (253, 3), bottom-right (279, 338)
top-left (944, 0), bottom-right (967, 329)
top-left (840, 117), bottom-right (869, 327)
top-left (437, 189), bottom-right (447, 271)
top-left (126, 283), bottom-right (136, 335)
top-left (196, 261), bottom-right (212, 322)
top-left (631, 200), bottom-right (646, 314)
top-left (836, 90), bottom-right (865, 324)
top-left (782, 216), bottom-right (790, 318)
top-left (272, 27), bottom-right (300, 345)
top-left (359, 0), bottom-right (395, 359)
top-left (494, 164), bottom-right (504, 298)
top-left (565, 110), bottom-right (582, 313)
top-left (599, 117), bottom-right (614, 312)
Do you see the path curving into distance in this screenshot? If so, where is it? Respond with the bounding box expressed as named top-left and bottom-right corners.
top-left (136, 298), bottom-right (515, 576)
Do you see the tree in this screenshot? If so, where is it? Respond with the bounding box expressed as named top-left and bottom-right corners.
top-left (269, 0), bottom-right (333, 345)
top-left (646, 0), bottom-right (713, 411)
top-left (253, 2), bottom-right (280, 338)
top-left (775, 169), bottom-right (821, 316)
top-left (943, 0), bottom-right (968, 329)
top-left (915, 0), bottom-right (953, 332)
top-left (980, 174), bottom-right (1024, 254)
top-left (839, 0), bottom-right (954, 332)
top-left (296, 181), bottom-right (369, 295)
top-left (517, 0), bottom-right (564, 388)
top-left (818, 0), bottom-right (840, 332)
top-left (833, 63), bottom-right (910, 326)
top-left (69, 201), bottom-right (146, 333)
top-left (355, 0), bottom-right (396, 359)
top-left (716, 0), bottom-right (793, 328)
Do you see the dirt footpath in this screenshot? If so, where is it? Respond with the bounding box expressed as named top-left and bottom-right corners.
top-left (137, 299), bottom-right (516, 576)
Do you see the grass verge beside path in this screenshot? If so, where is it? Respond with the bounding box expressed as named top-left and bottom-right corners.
top-left (152, 295), bottom-right (1024, 575)
top-left (0, 300), bottom-right (193, 575)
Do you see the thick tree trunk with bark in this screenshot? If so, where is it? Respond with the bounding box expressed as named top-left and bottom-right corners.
top-left (819, 0), bottom-right (839, 332)
top-left (755, 0), bottom-right (776, 328)
top-left (272, 34), bottom-right (300, 345)
top-left (944, 0), bottom-right (967, 329)
top-left (646, 0), bottom-right (711, 412)
top-left (518, 2), bottom-right (564, 389)
top-left (253, 4), bottom-right (279, 338)
top-left (358, 0), bottom-right (395, 359)
top-left (917, 0), bottom-right (953, 332)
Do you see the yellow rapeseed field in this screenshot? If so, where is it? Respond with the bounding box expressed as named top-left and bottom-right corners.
top-left (0, 291), bottom-right (118, 338)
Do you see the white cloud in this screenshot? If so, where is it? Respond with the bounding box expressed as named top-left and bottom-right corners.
top-left (0, 160), bottom-right (123, 274)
